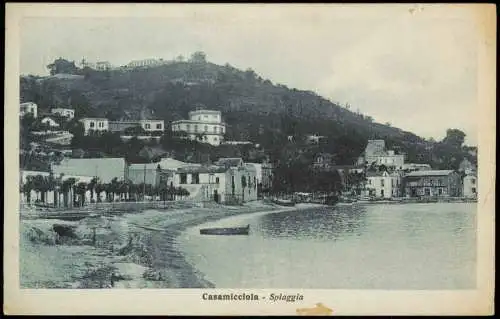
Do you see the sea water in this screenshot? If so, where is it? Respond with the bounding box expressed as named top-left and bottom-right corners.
top-left (178, 203), bottom-right (477, 289)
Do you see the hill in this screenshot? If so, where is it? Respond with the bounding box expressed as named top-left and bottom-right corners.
top-left (20, 55), bottom-right (475, 168)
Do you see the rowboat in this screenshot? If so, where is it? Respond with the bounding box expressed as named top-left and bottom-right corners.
top-left (272, 198), bottom-right (296, 207)
top-left (200, 224), bottom-right (250, 235)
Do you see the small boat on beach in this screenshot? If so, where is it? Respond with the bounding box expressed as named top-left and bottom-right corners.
top-left (272, 198), bottom-right (296, 207)
top-left (200, 224), bottom-right (250, 236)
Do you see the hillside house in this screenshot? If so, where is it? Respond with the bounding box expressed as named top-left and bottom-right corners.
top-left (403, 170), bottom-right (462, 198)
top-left (20, 102), bottom-right (38, 118)
top-left (312, 153), bottom-right (336, 171)
top-left (172, 109), bottom-right (226, 146)
top-left (79, 118), bottom-right (109, 135)
top-left (40, 117), bottom-right (60, 128)
top-left (108, 119), bottom-right (164, 134)
top-left (362, 140), bottom-right (405, 168)
top-left (51, 107), bottom-right (75, 120)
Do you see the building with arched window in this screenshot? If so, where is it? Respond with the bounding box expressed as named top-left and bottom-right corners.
top-left (171, 109), bottom-right (226, 146)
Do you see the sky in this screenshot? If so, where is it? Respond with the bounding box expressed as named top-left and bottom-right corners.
top-left (18, 4), bottom-right (481, 145)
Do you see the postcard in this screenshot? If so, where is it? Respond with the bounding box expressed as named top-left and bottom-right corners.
top-left (4, 3), bottom-right (495, 316)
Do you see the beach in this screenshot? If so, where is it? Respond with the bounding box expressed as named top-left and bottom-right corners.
top-left (20, 201), bottom-right (321, 289)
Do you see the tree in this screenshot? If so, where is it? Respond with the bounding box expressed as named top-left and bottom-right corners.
top-left (190, 51), bottom-right (207, 63)
top-left (61, 177), bottom-right (77, 207)
top-left (124, 125), bottom-right (147, 136)
top-left (47, 58), bottom-right (79, 75)
top-left (75, 182), bottom-right (88, 206)
top-left (442, 129), bottom-right (466, 147)
top-left (87, 177), bottom-right (98, 202)
top-left (241, 175), bottom-right (247, 202)
top-left (22, 176), bottom-right (35, 204)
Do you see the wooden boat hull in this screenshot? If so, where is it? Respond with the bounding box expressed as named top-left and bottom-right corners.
top-left (272, 199), bottom-right (296, 207)
top-left (200, 225), bottom-right (250, 236)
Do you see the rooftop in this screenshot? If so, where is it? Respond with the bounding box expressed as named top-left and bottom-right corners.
top-left (79, 117), bottom-right (108, 121)
top-left (215, 158), bottom-right (244, 167)
top-left (52, 157), bottom-right (126, 183)
top-left (177, 165), bottom-right (228, 174)
top-left (405, 170), bottom-right (455, 177)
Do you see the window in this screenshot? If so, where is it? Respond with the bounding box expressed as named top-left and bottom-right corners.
top-left (156, 123), bottom-right (162, 130)
top-left (191, 173), bottom-right (200, 184)
top-left (472, 187), bottom-right (476, 194)
top-left (213, 126), bottom-right (217, 133)
top-left (204, 125), bottom-right (208, 132)
top-left (438, 188), bottom-right (443, 195)
top-left (215, 177), bottom-right (220, 184)
top-left (204, 115), bottom-right (208, 119)
top-left (471, 178), bottom-right (476, 185)
top-left (145, 124), bottom-right (151, 129)
top-left (180, 173), bottom-right (187, 184)
top-left (90, 122), bottom-right (95, 128)
top-left (381, 189), bottom-right (384, 197)
top-left (194, 125), bottom-right (198, 132)
top-left (381, 179), bottom-right (384, 187)
top-left (425, 188), bottom-right (430, 196)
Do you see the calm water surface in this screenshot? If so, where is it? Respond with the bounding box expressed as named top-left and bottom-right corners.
top-left (177, 203), bottom-right (476, 289)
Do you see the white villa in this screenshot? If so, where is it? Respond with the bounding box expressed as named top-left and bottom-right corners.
top-left (51, 107), bottom-right (75, 120)
top-left (174, 157), bottom-right (258, 204)
top-left (365, 170), bottom-right (403, 199)
top-left (362, 140), bottom-right (405, 168)
top-left (171, 109), bottom-right (226, 146)
top-left (40, 117), bottom-right (60, 128)
top-left (79, 118), bottom-right (109, 135)
top-left (463, 172), bottom-right (477, 198)
top-left (20, 102), bottom-right (38, 118)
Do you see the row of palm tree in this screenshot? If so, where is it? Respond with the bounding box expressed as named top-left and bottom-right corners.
top-left (21, 173), bottom-right (191, 208)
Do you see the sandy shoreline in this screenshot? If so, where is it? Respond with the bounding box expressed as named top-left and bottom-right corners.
top-left (20, 201), bottom-right (323, 289)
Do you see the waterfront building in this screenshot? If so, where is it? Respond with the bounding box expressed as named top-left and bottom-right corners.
top-left (245, 161), bottom-right (274, 193)
top-left (52, 158), bottom-right (127, 183)
top-left (50, 107), bottom-right (75, 120)
top-left (403, 170), bottom-right (462, 198)
top-left (40, 116), bottom-right (60, 128)
top-left (173, 158), bottom-right (258, 203)
top-left (127, 157), bottom-right (192, 186)
top-left (20, 102), bottom-right (38, 118)
top-left (462, 172), bottom-right (477, 198)
top-left (365, 170), bottom-right (402, 198)
top-left (171, 109), bottom-right (226, 146)
top-left (79, 118), bottom-right (109, 135)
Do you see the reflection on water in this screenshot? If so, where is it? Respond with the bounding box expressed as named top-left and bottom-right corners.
top-left (179, 203), bottom-right (476, 289)
top-left (257, 206), bottom-right (367, 241)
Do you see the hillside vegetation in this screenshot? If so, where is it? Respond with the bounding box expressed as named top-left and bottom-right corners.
top-left (20, 54), bottom-right (476, 169)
